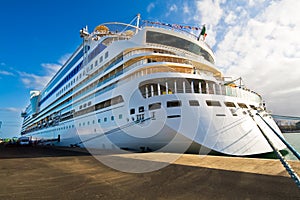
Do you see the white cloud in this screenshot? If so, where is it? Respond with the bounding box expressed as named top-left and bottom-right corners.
top-left (218, 0), bottom-right (300, 115)
top-left (169, 4), bottom-right (178, 12)
top-left (0, 107), bottom-right (21, 112)
top-left (0, 70), bottom-right (14, 76)
top-left (194, 0), bottom-right (224, 47)
top-left (58, 53), bottom-right (72, 65)
top-left (19, 71), bottom-right (53, 89)
top-left (41, 63), bottom-right (62, 74)
top-left (147, 3), bottom-right (155, 13)
top-left (18, 54), bottom-right (69, 90)
top-left (248, 0), bottom-right (266, 7)
top-left (0, 62), bottom-right (15, 76)
top-left (195, 0), bottom-right (223, 27)
top-left (224, 11), bottom-right (237, 25)
top-left (165, 4), bottom-right (178, 17)
top-left (183, 3), bottom-right (189, 14)
top-left (156, 0), bottom-right (299, 115)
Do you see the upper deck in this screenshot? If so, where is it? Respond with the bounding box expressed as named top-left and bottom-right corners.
top-left (22, 16), bottom-right (220, 119)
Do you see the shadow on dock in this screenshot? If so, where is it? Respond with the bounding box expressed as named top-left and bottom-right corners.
top-left (0, 143), bottom-right (90, 159)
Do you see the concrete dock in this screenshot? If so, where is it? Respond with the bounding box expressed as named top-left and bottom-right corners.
top-left (0, 144), bottom-right (299, 199)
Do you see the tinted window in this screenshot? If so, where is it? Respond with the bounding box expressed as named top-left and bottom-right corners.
top-left (189, 100), bottom-right (200, 106)
top-left (167, 100), bottom-right (181, 107)
top-left (206, 100), bottom-right (221, 107)
top-left (130, 108), bottom-right (135, 115)
top-left (224, 102), bottom-right (236, 107)
top-left (139, 106), bottom-right (144, 113)
top-left (149, 102), bottom-right (161, 110)
top-left (146, 31), bottom-right (214, 64)
top-left (238, 103), bottom-right (248, 109)
top-left (249, 105), bottom-right (257, 110)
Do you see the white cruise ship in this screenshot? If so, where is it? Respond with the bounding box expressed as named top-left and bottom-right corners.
top-left (21, 15), bottom-right (286, 156)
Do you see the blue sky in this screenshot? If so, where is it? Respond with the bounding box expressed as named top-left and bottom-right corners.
top-left (0, 0), bottom-right (299, 138)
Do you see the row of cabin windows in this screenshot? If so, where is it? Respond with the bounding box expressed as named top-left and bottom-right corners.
top-left (56, 113), bottom-right (123, 129)
top-left (74, 95), bottom-right (123, 118)
top-left (27, 51), bottom-right (118, 131)
top-left (89, 51), bottom-right (108, 71)
top-left (56, 51), bottom-right (109, 98)
top-left (130, 100), bottom-right (190, 115)
top-left (79, 101), bottom-right (92, 110)
top-left (57, 124), bottom-right (75, 131)
top-left (78, 114), bottom-right (122, 127)
top-left (56, 78), bottom-right (76, 97)
top-left (139, 78), bottom-right (218, 98)
top-left (206, 100), bottom-right (252, 109)
top-left (130, 100), bottom-right (253, 115)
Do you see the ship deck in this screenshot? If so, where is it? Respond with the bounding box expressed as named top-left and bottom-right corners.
top-left (0, 144), bottom-right (299, 199)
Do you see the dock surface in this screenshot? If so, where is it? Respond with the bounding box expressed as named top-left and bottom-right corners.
top-left (0, 144), bottom-right (299, 199)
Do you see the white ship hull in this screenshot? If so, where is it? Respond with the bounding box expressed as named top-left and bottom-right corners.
top-left (21, 17), bottom-right (286, 156)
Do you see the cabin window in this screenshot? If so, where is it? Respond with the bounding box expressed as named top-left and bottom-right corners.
top-left (149, 102), bottom-right (161, 110)
top-left (238, 103), bottom-right (248, 109)
top-left (139, 106), bottom-right (144, 113)
top-left (105, 52), bottom-right (109, 59)
top-left (224, 102), bottom-right (236, 108)
top-left (167, 100), bottom-right (181, 107)
top-left (206, 100), bottom-right (221, 107)
top-left (130, 108), bottom-right (135, 115)
top-left (189, 100), bottom-right (200, 106)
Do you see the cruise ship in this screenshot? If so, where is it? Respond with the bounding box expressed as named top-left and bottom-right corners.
top-left (21, 14), bottom-right (286, 156)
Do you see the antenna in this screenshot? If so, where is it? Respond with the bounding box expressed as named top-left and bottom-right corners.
top-left (136, 13), bottom-right (141, 34)
top-left (79, 26), bottom-right (91, 76)
top-left (80, 26), bottom-right (89, 38)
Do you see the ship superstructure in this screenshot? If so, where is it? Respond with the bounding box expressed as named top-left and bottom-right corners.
top-left (21, 15), bottom-right (286, 155)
